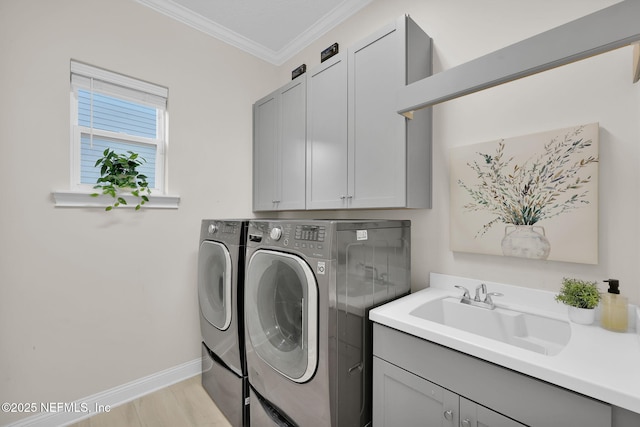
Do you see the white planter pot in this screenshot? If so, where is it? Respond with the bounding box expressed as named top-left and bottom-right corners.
top-left (567, 306), bottom-right (595, 325)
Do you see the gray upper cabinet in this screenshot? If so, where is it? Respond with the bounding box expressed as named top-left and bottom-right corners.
top-left (306, 52), bottom-right (348, 209)
top-left (347, 15), bottom-right (432, 209)
top-left (255, 15), bottom-right (432, 211)
top-left (253, 77), bottom-right (306, 211)
top-left (306, 15), bottom-right (432, 210)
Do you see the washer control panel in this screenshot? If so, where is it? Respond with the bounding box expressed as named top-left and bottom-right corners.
top-left (295, 225), bottom-right (325, 242)
top-left (248, 221), bottom-right (331, 259)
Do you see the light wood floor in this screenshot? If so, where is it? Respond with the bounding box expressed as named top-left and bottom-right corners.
top-left (68, 375), bottom-right (232, 427)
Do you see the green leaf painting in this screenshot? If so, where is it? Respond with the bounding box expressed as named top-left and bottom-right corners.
top-left (450, 124), bottom-right (599, 264)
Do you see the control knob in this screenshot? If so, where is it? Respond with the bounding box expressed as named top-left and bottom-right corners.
top-left (270, 227), bottom-right (283, 241)
top-left (208, 224), bottom-right (218, 234)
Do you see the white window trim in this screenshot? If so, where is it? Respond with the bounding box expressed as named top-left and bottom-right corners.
top-left (52, 191), bottom-right (180, 209)
top-left (54, 60), bottom-right (178, 209)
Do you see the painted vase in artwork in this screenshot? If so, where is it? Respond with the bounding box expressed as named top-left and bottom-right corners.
top-left (501, 225), bottom-right (551, 260)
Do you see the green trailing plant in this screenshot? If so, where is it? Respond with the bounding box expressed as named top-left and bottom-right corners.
top-left (554, 277), bottom-right (601, 309)
top-left (457, 126), bottom-right (598, 237)
top-left (90, 149), bottom-right (151, 211)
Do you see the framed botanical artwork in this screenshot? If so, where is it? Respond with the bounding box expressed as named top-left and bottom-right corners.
top-left (450, 123), bottom-right (599, 264)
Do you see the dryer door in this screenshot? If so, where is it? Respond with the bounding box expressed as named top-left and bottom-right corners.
top-left (198, 240), bottom-right (232, 331)
top-left (245, 249), bottom-right (318, 383)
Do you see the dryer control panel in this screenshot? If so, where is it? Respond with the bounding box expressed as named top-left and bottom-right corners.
top-left (200, 219), bottom-right (247, 247)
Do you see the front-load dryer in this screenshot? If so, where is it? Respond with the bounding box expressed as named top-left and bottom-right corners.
top-left (244, 219), bottom-right (411, 426)
top-left (198, 219), bottom-right (249, 427)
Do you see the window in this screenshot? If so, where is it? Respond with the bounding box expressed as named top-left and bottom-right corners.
top-left (70, 60), bottom-right (167, 193)
top-left (55, 61), bottom-right (178, 208)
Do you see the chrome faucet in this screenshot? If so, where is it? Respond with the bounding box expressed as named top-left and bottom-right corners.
top-left (474, 283), bottom-right (487, 302)
top-left (455, 284), bottom-right (502, 310)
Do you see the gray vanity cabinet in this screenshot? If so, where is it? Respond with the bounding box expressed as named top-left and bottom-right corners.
top-left (459, 398), bottom-right (526, 427)
top-left (373, 356), bottom-right (459, 426)
top-left (253, 77), bottom-right (306, 211)
top-left (346, 15), bottom-right (432, 209)
top-left (374, 357), bottom-right (525, 427)
top-left (372, 323), bottom-right (613, 427)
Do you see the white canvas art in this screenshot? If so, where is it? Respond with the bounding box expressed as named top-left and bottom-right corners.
top-left (450, 123), bottom-right (599, 264)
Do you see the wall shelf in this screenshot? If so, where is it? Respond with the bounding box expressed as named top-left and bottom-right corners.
top-left (397, 0), bottom-right (640, 116)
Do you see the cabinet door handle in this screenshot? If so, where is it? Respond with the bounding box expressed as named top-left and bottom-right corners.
top-left (272, 200), bottom-right (280, 203)
top-left (339, 195), bottom-right (346, 200)
top-left (347, 363), bottom-right (362, 375)
top-left (443, 410), bottom-right (453, 421)
top-left (462, 418), bottom-right (472, 427)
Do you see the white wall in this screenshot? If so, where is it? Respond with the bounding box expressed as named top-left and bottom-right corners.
top-left (0, 0), bottom-right (277, 424)
top-left (1, 0), bottom-right (639, 424)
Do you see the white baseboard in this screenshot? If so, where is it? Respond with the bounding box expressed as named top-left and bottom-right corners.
top-left (6, 358), bottom-right (202, 427)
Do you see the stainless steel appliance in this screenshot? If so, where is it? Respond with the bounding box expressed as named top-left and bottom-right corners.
top-left (244, 219), bottom-right (411, 426)
top-left (198, 219), bottom-right (249, 427)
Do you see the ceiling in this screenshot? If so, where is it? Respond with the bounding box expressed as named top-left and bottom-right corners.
top-left (134, 0), bottom-right (373, 65)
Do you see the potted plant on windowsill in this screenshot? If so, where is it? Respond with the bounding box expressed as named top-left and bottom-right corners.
top-left (554, 277), bottom-right (601, 325)
top-left (90, 149), bottom-right (151, 211)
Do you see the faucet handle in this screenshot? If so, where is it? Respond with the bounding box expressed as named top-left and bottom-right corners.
top-left (484, 292), bottom-right (503, 306)
top-left (454, 285), bottom-right (471, 299)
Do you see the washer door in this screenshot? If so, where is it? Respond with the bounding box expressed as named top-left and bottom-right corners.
top-left (246, 249), bottom-right (318, 383)
top-left (198, 241), bottom-right (232, 331)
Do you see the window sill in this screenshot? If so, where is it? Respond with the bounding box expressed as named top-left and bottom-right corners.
top-left (52, 191), bottom-right (180, 209)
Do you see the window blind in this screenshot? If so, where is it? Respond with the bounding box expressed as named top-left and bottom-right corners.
top-left (70, 60), bottom-right (167, 107)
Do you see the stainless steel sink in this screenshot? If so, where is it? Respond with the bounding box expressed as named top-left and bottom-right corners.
top-left (410, 297), bottom-right (571, 355)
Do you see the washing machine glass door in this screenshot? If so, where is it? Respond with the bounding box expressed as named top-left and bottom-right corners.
top-left (198, 241), bottom-right (232, 330)
top-left (246, 249), bottom-right (318, 383)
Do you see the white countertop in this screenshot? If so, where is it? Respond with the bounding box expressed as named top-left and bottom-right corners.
top-left (369, 273), bottom-right (640, 414)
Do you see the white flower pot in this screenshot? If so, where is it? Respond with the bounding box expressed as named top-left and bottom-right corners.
top-left (567, 306), bottom-right (595, 325)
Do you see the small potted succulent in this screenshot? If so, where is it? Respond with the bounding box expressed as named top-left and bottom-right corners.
top-left (554, 277), bottom-right (601, 324)
top-left (90, 148), bottom-right (151, 211)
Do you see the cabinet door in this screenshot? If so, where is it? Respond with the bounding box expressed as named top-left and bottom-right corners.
top-left (373, 357), bottom-right (458, 427)
top-left (306, 53), bottom-right (348, 209)
top-left (253, 78), bottom-right (306, 211)
top-left (253, 92), bottom-right (279, 211)
top-left (459, 398), bottom-right (527, 427)
top-left (278, 77), bottom-right (306, 210)
top-left (348, 17), bottom-right (407, 208)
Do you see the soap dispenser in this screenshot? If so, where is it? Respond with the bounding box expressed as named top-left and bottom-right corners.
top-left (601, 279), bottom-right (628, 332)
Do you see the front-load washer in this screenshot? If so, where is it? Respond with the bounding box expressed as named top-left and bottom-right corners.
top-left (198, 219), bottom-right (249, 427)
top-left (244, 219), bottom-right (411, 426)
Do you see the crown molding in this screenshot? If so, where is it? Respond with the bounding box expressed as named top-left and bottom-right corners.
top-left (274, 0), bottom-right (373, 65)
top-left (134, 0), bottom-right (373, 65)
